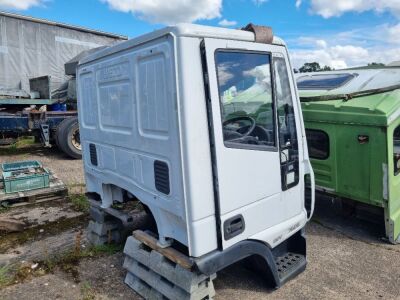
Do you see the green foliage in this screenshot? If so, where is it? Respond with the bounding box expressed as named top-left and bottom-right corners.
top-left (0, 202), bottom-right (10, 213)
top-left (299, 62), bottom-right (333, 73)
top-left (69, 194), bottom-right (90, 213)
top-left (0, 265), bottom-right (12, 288)
top-left (0, 137), bottom-right (36, 155)
top-left (368, 62), bottom-right (385, 67)
top-left (0, 230), bottom-right (122, 289)
top-left (81, 281), bottom-right (96, 300)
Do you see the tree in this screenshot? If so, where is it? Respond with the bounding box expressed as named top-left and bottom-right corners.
top-left (367, 62), bottom-right (385, 67)
top-left (298, 62), bottom-right (333, 73)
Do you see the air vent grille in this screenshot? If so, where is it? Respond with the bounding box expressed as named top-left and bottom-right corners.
top-left (154, 160), bottom-right (170, 195)
top-left (89, 144), bottom-right (98, 166)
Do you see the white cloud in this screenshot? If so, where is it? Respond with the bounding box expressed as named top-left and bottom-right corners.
top-left (101, 0), bottom-right (222, 24)
top-left (291, 48), bottom-right (349, 70)
top-left (387, 23), bottom-right (400, 41)
top-left (291, 41), bottom-right (400, 70)
top-left (218, 19), bottom-right (237, 27)
top-left (289, 21), bottom-right (400, 69)
top-left (309, 0), bottom-right (400, 18)
top-left (253, 0), bottom-right (268, 6)
top-left (0, 0), bottom-right (46, 10)
top-left (315, 39), bottom-right (327, 48)
top-left (295, 0), bottom-right (302, 8)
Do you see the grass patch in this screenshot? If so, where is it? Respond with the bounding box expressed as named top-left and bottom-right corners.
top-left (14, 136), bottom-right (36, 148)
top-left (42, 241), bottom-right (123, 283)
top-left (0, 202), bottom-right (10, 214)
top-left (0, 214), bottom-right (88, 254)
top-left (0, 240), bottom-right (123, 290)
top-left (0, 137), bottom-right (37, 155)
top-left (0, 265), bottom-right (12, 288)
top-left (70, 194), bottom-right (90, 213)
top-left (81, 281), bottom-right (96, 300)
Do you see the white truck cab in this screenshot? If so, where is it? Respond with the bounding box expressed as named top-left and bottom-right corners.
top-left (78, 23), bottom-right (315, 289)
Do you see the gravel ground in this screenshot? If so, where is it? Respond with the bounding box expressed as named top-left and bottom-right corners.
top-left (1, 220), bottom-right (400, 300)
top-left (1, 146), bottom-right (400, 299)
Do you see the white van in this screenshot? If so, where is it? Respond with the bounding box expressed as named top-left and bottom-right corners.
top-left (78, 23), bottom-right (315, 288)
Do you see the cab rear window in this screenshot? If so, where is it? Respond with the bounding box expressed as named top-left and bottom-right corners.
top-left (394, 126), bottom-right (400, 176)
top-left (297, 73), bottom-right (356, 90)
top-left (306, 129), bottom-right (329, 160)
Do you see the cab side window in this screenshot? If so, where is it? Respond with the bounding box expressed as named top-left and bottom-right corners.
top-left (394, 126), bottom-right (400, 176)
top-left (274, 57), bottom-right (298, 152)
top-left (215, 50), bottom-right (276, 150)
top-left (273, 56), bottom-right (299, 189)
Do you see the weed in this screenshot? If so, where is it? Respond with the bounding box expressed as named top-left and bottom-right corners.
top-left (81, 281), bottom-right (96, 300)
top-left (0, 137), bottom-right (36, 155)
top-left (0, 202), bottom-right (10, 214)
top-left (70, 194), bottom-right (89, 213)
top-left (0, 265), bottom-right (12, 287)
top-left (0, 263), bottom-right (47, 288)
top-left (0, 231), bottom-right (122, 290)
top-left (15, 137), bottom-right (36, 148)
top-left (84, 244), bottom-right (123, 256)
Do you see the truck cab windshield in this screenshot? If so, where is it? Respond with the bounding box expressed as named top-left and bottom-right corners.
top-left (216, 51), bottom-right (275, 148)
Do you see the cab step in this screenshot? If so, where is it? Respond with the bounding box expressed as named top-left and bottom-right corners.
top-left (271, 229), bottom-right (307, 287)
top-left (275, 252), bottom-right (306, 282)
top-left (123, 231), bottom-right (216, 300)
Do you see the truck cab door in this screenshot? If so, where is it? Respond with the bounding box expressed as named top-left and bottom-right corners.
top-left (201, 38), bottom-right (308, 250)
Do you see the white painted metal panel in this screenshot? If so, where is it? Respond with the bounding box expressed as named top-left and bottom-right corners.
top-left (78, 34), bottom-right (188, 247)
top-left (203, 38), bottom-right (307, 249)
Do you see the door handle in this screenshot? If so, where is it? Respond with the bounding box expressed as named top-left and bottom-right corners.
top-left (223, 215), bottom-right (245, 240)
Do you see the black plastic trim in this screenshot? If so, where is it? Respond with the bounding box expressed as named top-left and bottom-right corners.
top-left (201, 40), bottom-right (223, 250)
top-left (223, 214), bottom-right (245, 240)
top-left (154, 160), bottom-right (170, 195)
top-left (195, 229), bottom-right (307, 288)
top-left (89, 143), bottom-right (98, 166)
top-left (195, 239), bottom-right (279, 281)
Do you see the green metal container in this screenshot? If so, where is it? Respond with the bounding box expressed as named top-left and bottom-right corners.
top-left (297, 69), bottom-right (400, 243)
top-left (1, 160), bottom-right (50, 194)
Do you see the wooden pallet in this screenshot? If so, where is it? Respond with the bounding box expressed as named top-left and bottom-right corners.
top-left (0, 177), bottom-right (67, 207)
top-left (132, 230), bottom-right (194, 270)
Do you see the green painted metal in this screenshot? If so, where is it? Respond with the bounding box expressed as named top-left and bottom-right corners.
top-left (300, 88), bottom-right (400, 243)
top-left (1, 160), bottom-right (50, 194)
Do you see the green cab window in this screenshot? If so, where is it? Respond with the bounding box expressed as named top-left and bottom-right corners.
top-left (394, 126), bottom-right (400, 176)
top-left (306, 129), bottom-right (330, 160)
top-left (215, 51), bottom-right (275, 149)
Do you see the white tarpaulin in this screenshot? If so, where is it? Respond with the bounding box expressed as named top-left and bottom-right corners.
top-left (0, 12), bottom-right (126, 95)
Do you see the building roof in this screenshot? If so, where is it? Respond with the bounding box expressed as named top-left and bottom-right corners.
top-left (0, 10), bottom-right (127, 40)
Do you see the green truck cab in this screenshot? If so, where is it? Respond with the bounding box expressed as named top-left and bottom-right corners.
top-left (296, 69), bottom-right (400, 243)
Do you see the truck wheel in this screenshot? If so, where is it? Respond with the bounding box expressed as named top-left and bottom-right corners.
top-left (56, 117), bottom-right (82, 159)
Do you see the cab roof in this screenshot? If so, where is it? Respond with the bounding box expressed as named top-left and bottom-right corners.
top-left (297, 69), bottom-right (400, 126)
top-left (80, 23), bottom-right (286, 66)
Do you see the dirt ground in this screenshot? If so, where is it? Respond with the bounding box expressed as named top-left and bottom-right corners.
top-left (1, 147), bottom-right (400, 300)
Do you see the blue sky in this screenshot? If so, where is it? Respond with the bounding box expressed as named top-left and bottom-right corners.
top-left (1, 0), bottom-right (400, 68)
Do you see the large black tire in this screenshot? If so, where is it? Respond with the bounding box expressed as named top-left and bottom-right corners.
top-left (56, 117), bottom-right (82, 159)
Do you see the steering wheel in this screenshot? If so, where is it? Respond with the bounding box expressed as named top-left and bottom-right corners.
top-left (223, 116), bottom-right (256, 141)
